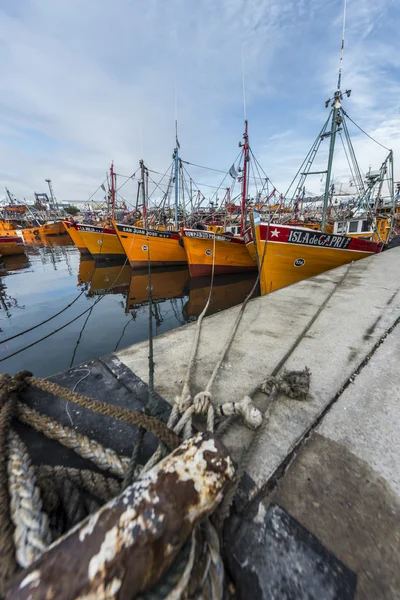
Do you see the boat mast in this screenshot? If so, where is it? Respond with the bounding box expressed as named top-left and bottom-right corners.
top-left (110, 162), bottom-right (116, 221)
top-left (321, 0), bottom-right (347, 232)
top-left (140, 160), bottom-right (148, 229)
top-left (240, 120), bottom-right (249, 236)
top-left (173, 121), bottom-right (180, 230)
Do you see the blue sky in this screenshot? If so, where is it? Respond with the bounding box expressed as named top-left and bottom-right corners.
top-left (0, 0), bottom-right (399, 205)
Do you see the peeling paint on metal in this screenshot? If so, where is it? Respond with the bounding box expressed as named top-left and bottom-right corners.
top-left (8, 432), bottom-right (235, 600)
top-left (19, 571), bottom-right (40, 590)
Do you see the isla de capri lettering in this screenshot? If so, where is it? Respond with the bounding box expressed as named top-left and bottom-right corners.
top-left (288, 229), bottom-right (352, 250)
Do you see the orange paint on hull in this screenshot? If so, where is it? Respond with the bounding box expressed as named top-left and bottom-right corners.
top-left (182, 229), bottom-right (256, 278)
top-left (0, 236), bottom-right (25, 256)
top-left (77, 225), bottom-right (125, 259)
top-left (246, 219), bottom-right (382, 295)
top-left (63, 222), bottom-right (89, 253)
top-left (126, 266), bottom-right (189, 310)
top-left (39, 222), bottom-right (66, 236)
top-left (112, 222), bottom-right (186, 269)
top-left (185, 273), bottom-right (258, 319)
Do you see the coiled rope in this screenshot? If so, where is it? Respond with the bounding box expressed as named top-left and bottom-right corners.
top-left (0, 370), bottom-right (183, 596)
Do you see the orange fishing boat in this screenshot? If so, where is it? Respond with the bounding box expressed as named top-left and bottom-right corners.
top-left (71, 163), bottom-right (125, 260)
top-left (113, 222), bottom-right (186, 269)
top-left (246, 215), bottom-right (383, 295)
top-left (181, 229), bottom-right (256, 277)
top-left (38, 221), bottom-right (67, 236)
top-left (182, 121), bottom-right (257, 277)
top-left (64, 221), bottom-right (90, 253)
top-left (246, 27), bottom-right (395, 295)
top-left (0, 235), bottom-right (26, 256)
top-left (112, 153), bottom-right (186, 268)
top-left (76, 223), bottom-right (125, 260)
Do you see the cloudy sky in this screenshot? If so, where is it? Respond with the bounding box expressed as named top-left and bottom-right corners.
top-left (0, 0), bottom-right (399, 206)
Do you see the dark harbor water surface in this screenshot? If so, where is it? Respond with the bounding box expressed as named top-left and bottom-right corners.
top-left (0, 236), bottom-right (259, 377)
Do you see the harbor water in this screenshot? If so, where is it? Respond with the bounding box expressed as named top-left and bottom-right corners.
top-left (0, 236), bottom-right (258, 377)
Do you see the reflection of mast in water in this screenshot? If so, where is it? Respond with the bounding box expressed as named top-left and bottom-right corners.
top-left (125, 266), bottom-right (189, 314)
top-left (0, 279), bottom-right (26, 319)
top-left (183, 273), bottom-right (258, 320)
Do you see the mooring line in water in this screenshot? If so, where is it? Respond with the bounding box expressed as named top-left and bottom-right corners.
top-left (0, 255), bottom-right (132, 364)
top-left (0, 288), bottom-right (87, 346)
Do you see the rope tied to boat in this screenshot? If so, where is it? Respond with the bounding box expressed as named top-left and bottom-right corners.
top-left (0, 370), bottom-right (237, 599)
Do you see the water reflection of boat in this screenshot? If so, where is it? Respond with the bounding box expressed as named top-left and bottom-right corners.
top-left (24, 234), bottom-right (74, 248)
top-left (183, 272), bottom-right (258, 319)
top-left (125, 266), bottom-right (189, 312)
top-left (0, 235), bottom-right (26, 256)
top-left (77, 257), bottom-right (131, 296)
top-left (0, 254), bottom-right (30, 274)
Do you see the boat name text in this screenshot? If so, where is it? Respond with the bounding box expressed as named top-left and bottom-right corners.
top-left (287, 230), bottom-right (352, 249)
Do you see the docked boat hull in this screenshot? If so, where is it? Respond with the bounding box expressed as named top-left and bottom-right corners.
top-left (113, 222), bottom-right (187, 269)
top-left (39, 221), bottom-right (67, 236)
top-left (63, 221), bottom-right (90, 253)
top-left (182, 229), bottom-right (257, 278)
top-left (246, 217), bottom-right (382, 295)
top-left (0, 235), bottom-right (26, 256)
top-left (76, 224), bottom-right (125, 260)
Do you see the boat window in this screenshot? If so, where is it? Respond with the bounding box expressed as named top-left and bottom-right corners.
top-left (336, 222), bottom-right (344, 233)
top-left (349, 221), bottom-right (359, 233)
top-left (362, 220), bottom-right (369, 232)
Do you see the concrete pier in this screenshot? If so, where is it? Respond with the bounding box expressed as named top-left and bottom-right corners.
top-left (113, 247), bottom-right (400, 598)
top-left (18, 247), bottom-right (400, 598)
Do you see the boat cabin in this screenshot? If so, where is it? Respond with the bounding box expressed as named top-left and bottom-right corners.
top-left (224, 225), bottom-right (241, 236)
top-left (334, 218), bottom-right (372, 237)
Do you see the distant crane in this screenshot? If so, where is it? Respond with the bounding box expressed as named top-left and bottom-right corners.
top-left (45, 179), bottom-right (59, 212)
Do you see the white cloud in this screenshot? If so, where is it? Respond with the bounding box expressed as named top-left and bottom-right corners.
top-left (0, 0), bottom-right (398, 205)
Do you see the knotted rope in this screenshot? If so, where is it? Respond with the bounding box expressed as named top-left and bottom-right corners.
top-left (7, 431), bottom-right (51, 568)
top-left (0, 370), bottom-right (181, 596)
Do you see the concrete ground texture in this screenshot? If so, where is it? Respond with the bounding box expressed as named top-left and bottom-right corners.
top-left (116, 247), bottom-right (400, 598)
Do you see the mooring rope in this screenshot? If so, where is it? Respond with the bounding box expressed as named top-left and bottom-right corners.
top-left (7, 430), bottom-right (51, 568)
top-left (216, 262), bottom-right (353, 525)
top-left (16, 401), bottom-right (130, 477)
top-left (27, 375), bottom-right (180, 450)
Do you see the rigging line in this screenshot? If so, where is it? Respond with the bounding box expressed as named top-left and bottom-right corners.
top-left (146, 163), bottom-right (175, 177)
top-left (284, 111), bottom-right (333, 201)
top-left (0, 253), bottom-right (132, 364)
top-left (249, 149), bottom-right (282, 197)
top-left (181, 157), bottom-right (266, 182)
top-left (338, 131), bottom-right (357, 193)
top-left (242, 45), bottom-right (247, 120)
top-left (342, 116), bottom-right (365, 194)
top-left (69, 305), bottom-right (94, 368)
top-left (342, 110), bottom-right (392, 152)
top-left (249, 151), bottom-right (274, 201)
top-left (114, 314), bottom-right (135, 352)
top-left (337, 0), bottom-right (347, 90)
top-left (0, 288), bottom-right (87, 345)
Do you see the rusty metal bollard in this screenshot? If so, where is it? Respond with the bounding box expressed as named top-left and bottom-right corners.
top-left (8, 432), bottom-right (235, 600)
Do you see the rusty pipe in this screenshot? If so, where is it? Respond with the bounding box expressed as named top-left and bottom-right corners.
top-left (8, 432), bottom-right (235, 600)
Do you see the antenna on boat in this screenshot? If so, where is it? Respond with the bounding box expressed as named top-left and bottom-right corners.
top-left (337, 0), bottom-right (347, 92)
top-left (321, 0), bottom-right (348, 232)
top-left (241, 45), bottom-right (247, 120)
top-left (173, 120), bottom-right (180, 230)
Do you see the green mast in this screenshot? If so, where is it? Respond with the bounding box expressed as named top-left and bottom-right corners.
top-left (321, 0), bottom-right (347, 232)
top-left (321, 93), bottom-right (341, 232)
